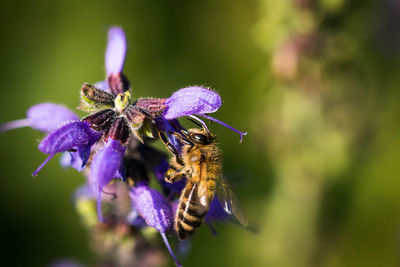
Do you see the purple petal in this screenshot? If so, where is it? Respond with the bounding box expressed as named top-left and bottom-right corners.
top-left (105, 27), bottom-right (126, 76)
top-left (164, 86), bottom-right (222, 120)
top-left (129, 184), bottom-right (173, 232)
top-left (154, 159), bottom-right (169, 182)
top-left (126, 209), bottom-right (147, 227)
top-left (61, 149), bottom-right (88, 171)
top-left (90, 139), bottom-right (126, 192)
top-left (1, 104), bottom-right (78, 133)
top-left (94, 80), bottom-right (110, 93)
top-left (34, 122), bottom-right (100, 176)
top-left (38, 121), bottom-right (99, 154)
top-left (0, 119), bottom-right (30, 132)
top-left (27, 103), bottom-right (79, 132)
top-left (67, 145), bottom-right (94, 171)
top-left (73, 183), bottom-right (96, 200)
top-left (91, 139), bottom-right (125, 221)
top-left (205, 197), bottom-right (228, 221)
top-left (60, 152), bottom-right (72, 168)
top-left (75, 124), bottom-right (102, 167)
top-left (60, 126), bottom-right (101, 171)
top-left (202, 197), bottom-right (229, 237)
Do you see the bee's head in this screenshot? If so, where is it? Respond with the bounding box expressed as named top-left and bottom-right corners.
top-left (186, 128), bottom-right (215, 145)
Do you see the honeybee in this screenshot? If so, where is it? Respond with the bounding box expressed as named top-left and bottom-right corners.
top-left (159, 126), bottom-right (248, 240)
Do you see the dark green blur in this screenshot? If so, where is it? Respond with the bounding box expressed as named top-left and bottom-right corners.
top-left (1, 0), bottom-right (400, 266)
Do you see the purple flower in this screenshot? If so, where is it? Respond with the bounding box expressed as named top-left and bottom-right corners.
top-left (164, 86), bottom-right (247, 143)
top-left (205, 196), bottom-right (229, 222)
top-left (89, 139), bottom-right (125, 221)
top-left (32, 121), bottom-right (101, 176)
top-left (90, 139), bottom-right (126, 221)
top-left (0, 103), bottom-right (79, 133)
top-left (90, 139), bottom-right (126, 190)
top-left (130, 184), bottom-right (173, 232)
top-left (106, 27), bottom-right (127, 77)
top-left (130, 184), bottom-right (182, 267)
top-left (38, 121), bottom-right (98, 154)
top-left (126, 209), bottom-right (147, 227)
top-left (164, 86), bottom-right (221, 120)
top-left (202, 197), bottom-right (231, 236)
top-left (105, 27), bottom-right (129, 95)
top-left (1, 103), bottom-right (101, 176)
top-left (1, 26), bottom-right (248, 267)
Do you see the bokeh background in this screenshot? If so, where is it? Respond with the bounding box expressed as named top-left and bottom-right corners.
top-left (1, 0), bottom-right (400, 266)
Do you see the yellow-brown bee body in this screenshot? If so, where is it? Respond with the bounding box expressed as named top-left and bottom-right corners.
top-left (159, 127), bottom-right (247, 240)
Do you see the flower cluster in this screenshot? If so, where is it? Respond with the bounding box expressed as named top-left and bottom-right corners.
top-left (1, 27), bottom-right (246, 267)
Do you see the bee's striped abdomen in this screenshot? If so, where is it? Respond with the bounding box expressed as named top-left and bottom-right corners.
top-left (175, 182), bottom-right (208, 240)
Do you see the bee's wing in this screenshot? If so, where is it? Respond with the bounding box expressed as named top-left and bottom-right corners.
top-left (216, 175), bottom-right (248, 227)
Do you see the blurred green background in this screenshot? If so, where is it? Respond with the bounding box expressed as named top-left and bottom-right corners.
top-left (1, 0), bottom-right (400, 266)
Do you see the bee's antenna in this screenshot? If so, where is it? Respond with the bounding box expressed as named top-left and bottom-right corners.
top-left (187, 115), bottom-right (210, 134)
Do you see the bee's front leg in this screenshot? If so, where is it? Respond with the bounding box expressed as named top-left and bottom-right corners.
top-left (165, 169), bottom-right (186, 184)
top-left (158, 130), bottom-right (185, 166)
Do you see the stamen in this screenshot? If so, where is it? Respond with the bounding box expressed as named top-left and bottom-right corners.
top-left (187, 115), bottom-right (210, 134)
top-left (32, 153), bottom-right (56, 177)
top-left (160, 232), bottom-right (183, 267)
top-left (0, 119), bottom-right (31, 132)
top-left (197, 114), bottom-right (247, 143)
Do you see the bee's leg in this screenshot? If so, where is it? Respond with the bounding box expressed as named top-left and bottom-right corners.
top-left (165, 159), bottom-right (186, 183)
top-left (158, 130), bottom-right (184, 166)
top-left (171, 131), bottom-right (194, 153)
top-left (165, 170), bottom-right (185, 183)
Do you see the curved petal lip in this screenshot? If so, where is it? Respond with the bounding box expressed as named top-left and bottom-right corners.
top-left (130, 185), bottom-right (173, 232)
top-left (38, 121), bottom-right (95, 154)
top-left (90, 139), bottom-right (126, 191)
top-left (164, 86), bottom-right (222, 120)
top-left (27, 103), bottom-right (79, 132)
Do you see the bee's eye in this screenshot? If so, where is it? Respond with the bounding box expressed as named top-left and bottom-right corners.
top-left (191, 133), bottom-right (209, 144)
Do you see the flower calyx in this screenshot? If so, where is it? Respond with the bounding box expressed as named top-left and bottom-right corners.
top-left (80, 83), bottom-right (167, 145)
